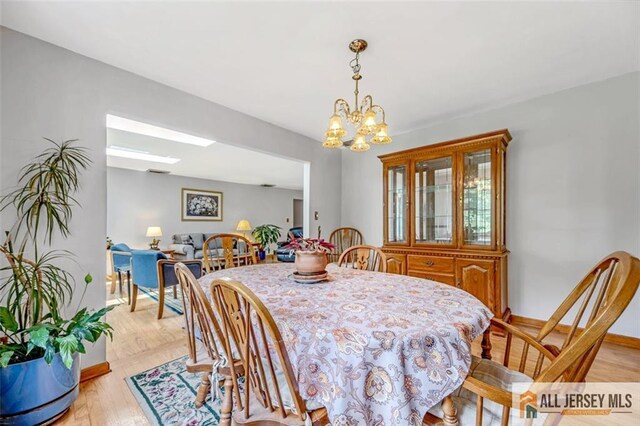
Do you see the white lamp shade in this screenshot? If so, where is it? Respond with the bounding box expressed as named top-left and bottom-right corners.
top-left (146, 226), bottom-right (163, 237)
top-left (236, 220), bottom-right (252, 231)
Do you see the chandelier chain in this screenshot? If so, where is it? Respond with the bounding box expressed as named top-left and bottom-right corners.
top-left (350, 52), bottom-right (361, 75)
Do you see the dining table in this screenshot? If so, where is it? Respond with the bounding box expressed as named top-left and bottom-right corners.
top-left (198, 262), bottom-right (493, 425)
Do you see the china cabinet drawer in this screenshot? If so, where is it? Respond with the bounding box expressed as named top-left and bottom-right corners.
top-left (408, 255), bottom-right (454, 274)
top-left (407, 270), bottom-right (455, 286)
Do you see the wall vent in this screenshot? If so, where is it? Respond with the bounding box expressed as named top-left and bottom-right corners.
top-left (147, 169), bottom-right (170, 174)
top-left (260, 184), bottom-right (276, 188)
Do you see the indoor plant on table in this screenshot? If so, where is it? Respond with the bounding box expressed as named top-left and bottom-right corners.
top-left (0, 139), bottom-right (113, 425)
top-left (252, 224), bottom-right (282, 260)
top-left (285, 227), bottom-right (335, 275)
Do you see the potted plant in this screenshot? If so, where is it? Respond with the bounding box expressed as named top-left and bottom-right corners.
top-left (284, 227), bottom-right (335, 275)
top-left (252, 224), bottom-right (282, 260)
top-left (0, 139), bottom-right (113, 424)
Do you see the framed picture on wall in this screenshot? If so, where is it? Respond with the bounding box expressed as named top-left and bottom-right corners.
top-left (181, 188), bottom-right (223, 221)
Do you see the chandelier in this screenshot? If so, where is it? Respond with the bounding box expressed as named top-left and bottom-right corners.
top-left (322, 39), bottom-right (392, 152)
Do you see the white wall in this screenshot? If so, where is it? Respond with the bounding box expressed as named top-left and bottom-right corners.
top-left (107, 167), bottom-right (302, 248)
top-left (342, 72), bottom-right (640, 337)
top-left (0, 27), bottom-right (342, 368)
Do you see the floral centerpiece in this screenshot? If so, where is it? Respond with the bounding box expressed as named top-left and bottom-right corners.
top-left (284, 227), bottom-right (335, 275)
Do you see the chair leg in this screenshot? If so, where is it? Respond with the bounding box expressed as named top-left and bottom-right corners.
top-left (110, 272), bottom-right (118, 294)
top-left (195, 371), bottom-right (211, 408)
top-left (157, 284), bottom-right (165, 320)
top-left (173, 285), bottom-right (177, 299)
top-left (118, 271), bottom-right (123, 297)
top-left (130, 284), bottom-right (139, 312)
top-left (481, 329), bottom-right (492, 360)
top-left (441, 395), bottom-right (459, 426)
top-left (127, 271), bottom-right (131, 305)
top-left (220, 374), bottom-right (233, 426)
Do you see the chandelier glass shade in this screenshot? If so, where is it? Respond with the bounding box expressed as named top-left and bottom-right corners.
top-left (322, 39), bottom-right (392, 152)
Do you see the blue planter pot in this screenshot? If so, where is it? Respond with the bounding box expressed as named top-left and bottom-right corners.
top-left (0, 353), bottom-right (80, 425)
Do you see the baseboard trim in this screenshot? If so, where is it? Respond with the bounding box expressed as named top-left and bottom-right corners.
top-left (80, 361), bottom-right (111, 383)
top-left (511, 315), bottom-right (640, 350)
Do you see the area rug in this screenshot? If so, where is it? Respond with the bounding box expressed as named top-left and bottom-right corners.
top-left (139, 287), bottom-right (184, 315)
top-left (125, 356), bottom-right (220, 425)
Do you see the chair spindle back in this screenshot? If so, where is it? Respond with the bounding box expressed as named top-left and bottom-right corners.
top-left (337, 245), bottom-right (387, 272)
top-left (203, 233), bottom-right (257, 273)
top-left (175, 263), bottom-right (226, 364)
top-left (537, 252), bottom-right (640, 382)
top-left (497, 252), bottom-right (640, 382)
top-left (329, 227), bottom-right (363, 263)
top-left (210, 278), bottom-right (309, 422)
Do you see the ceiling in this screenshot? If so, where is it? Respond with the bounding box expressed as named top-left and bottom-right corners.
top-left (107, 128), bottom-right (305, 190)
top-left (2, 2), bottom-right (638, 142)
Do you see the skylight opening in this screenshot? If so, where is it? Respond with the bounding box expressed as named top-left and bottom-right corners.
top-left (106, 114), bottom-right (216, 147)
top-left (106, 146), bottom-right (180, 164)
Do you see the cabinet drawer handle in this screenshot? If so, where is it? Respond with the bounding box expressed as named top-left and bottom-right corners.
top-left (424, 261), bottom-right (434, 267)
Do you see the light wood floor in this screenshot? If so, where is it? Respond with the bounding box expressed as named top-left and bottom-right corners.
top-left (57, 285), bottom-right (640, 425)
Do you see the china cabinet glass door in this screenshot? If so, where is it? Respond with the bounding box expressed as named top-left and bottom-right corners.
top-left (414, 157), bottom-right (454, 244)
top-left (462, 149), bottom-right (493, 246)
top-left (386, 165), bottom-right (408, 243)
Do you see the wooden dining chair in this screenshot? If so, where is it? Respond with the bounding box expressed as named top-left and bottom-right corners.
top-left (425, 251), bottom-right (640, 426)
top-left (174, 263), bottom-right (243, 422)
top-left (337, 244), bottom-right (387, 272)
top-left (174, 263), bottom-right (221, 408)
top-left (210, 278), bottom-right (329, 426)
top-left (328, 227), bottom-right (363, 263)
top-left (203, 233), bottom-right (257, 273)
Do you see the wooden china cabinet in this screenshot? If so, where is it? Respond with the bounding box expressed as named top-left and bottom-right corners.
top-left (380, 129), bottom-right (512, 322)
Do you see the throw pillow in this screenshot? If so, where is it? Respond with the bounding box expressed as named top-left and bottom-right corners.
top-left (191, 233), bottom-right (205, 250)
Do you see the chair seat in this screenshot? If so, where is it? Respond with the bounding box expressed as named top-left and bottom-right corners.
top-left (185, 347), bottom-right (214, 373)
top-left (115, 264), bottom-right (131, 273)
top-left (429, 355), bottom-right (533, 426)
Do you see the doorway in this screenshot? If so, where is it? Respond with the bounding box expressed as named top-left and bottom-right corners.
top-left (293, 199), bottom-right (303, 228)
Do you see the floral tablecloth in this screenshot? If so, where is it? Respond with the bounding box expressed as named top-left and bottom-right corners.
top-left (199, 263), bottom-right (492, 425)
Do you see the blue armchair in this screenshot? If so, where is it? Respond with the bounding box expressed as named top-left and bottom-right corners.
top-left (110, 243), bottom-right (132, 302)
top-left (130, 250), bottom-right (202, 319)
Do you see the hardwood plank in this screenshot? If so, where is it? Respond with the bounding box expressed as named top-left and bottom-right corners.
top-left (57, 290), bottom-right (187, 425)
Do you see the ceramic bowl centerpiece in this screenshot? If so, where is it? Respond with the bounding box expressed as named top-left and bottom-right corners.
top-left (284, 228), bottom-right (335, 283)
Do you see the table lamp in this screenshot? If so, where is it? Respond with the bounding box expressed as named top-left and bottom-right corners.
top-left (236, 219), bottom-right (252, 238)
top-left (146, 226), bottom-right (162, 250)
